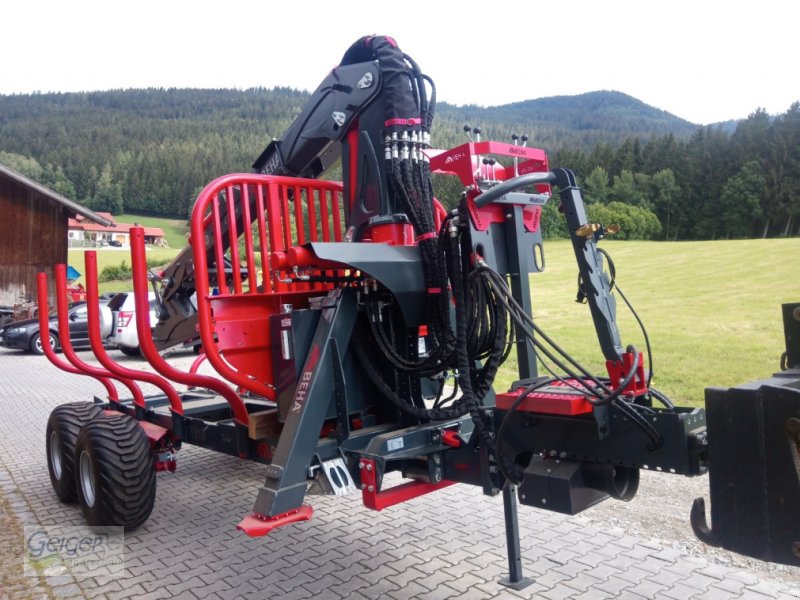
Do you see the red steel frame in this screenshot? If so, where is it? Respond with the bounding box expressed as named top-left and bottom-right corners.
top-left (428, 141), bottom-right (550, 234)
top-left (37, 271), bottom-right (120, 401)
top-left (189, 174), bottom-right (346, 400)
top-left (81, 252), bottom-right (183, 414)
top-left (53, 264), bottom-right (148, 404)
top-left (128, 227), bottom-right (246, 425)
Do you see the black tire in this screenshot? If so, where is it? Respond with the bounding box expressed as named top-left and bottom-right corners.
top-left (31, 331), bottom-right (58, 355)
top-left (46, 402), bottom-right (103, 503)
top-left (119, 346), bottom-right (140, 357)
top-left (74, 413), bottom-right (156, 529)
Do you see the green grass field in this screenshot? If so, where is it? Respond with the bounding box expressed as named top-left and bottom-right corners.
top-left (496, 237), bottom-right (800, 407)
top-left (67, 247), bottom-right (181, 294)
top-left (116, 214), bottom-right (189, 249)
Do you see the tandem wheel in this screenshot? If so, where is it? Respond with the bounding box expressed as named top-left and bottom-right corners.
top-left (46, 402), bottom-right (103, 503)
top-left (74, 411), bottom-right (156, 530)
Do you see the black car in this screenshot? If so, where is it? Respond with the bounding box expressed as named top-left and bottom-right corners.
top-left (0, 301), bottom-right (111, 355)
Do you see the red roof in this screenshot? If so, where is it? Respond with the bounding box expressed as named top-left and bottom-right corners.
top-left (68, 216), bottom-right (164, 238)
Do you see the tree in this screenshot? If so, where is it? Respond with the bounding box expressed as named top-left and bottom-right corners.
top-left (611, 170), bottom-right (644, 206)
top-left (540, 197), bottom-right (568, 239)
top-left (649, 169), bottom-right (682, 239)
top-left (0, 151), bottom-right (45, 180)
top-left (587, 201), bottom-right (661, 240)
top-left (581, 166), bottom-right (610, 204)
top-left (684, 126), bottom-right (734, 239)
top-left (718, 161), bottom-right (765, 238)
top-left (91, 164), bottom-right (124, 214)
top-left (764, 102), bottom-right (800, 236)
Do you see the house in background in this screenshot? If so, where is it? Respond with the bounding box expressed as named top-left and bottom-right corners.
top-left (0, 163), bottom-right (112, 307)
top-left (68, 213), bottom-right (167, 247)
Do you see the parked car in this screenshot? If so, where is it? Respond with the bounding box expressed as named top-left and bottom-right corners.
top-left (0, 306), bottom-right (13, 327)
top-left (0, 301), bottom-right (112, 355)
top-left (105, 292), bottom-right (158, 356)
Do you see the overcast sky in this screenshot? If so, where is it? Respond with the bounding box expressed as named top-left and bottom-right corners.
top-left (2, 0), bottom-right (797, 125)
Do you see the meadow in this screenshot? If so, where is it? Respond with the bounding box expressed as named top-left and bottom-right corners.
top-left (496, 237), bottom-right (799, 406)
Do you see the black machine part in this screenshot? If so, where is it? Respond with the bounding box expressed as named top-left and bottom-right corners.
top-left (691, 304), bottom-right (800, 567)
top-left (692, 370), bottom-right (800, 567)
top-left (782, 302), bottom-right (800, 370)
top-left (517, 458), bottom-right (639, 515)
top-left (252, 60), bottom-right (381, 178)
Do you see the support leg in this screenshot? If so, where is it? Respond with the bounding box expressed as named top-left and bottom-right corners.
top-left (498, 484), bottom-right (534, 590)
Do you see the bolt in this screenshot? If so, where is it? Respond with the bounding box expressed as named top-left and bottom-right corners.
top-left (541, 498), bottom-right (547, 505)
top-left (520, 493), bottom-right (526, 500)
top-left (359, 462), bottom-right (364, 469)
top-left (366, 463), bottom-right (373, 471)
top-left (360, 483), bottom-right (366, 490)
top-left (368, 485), bottom-right (374, 492)
top-left (559, 452), bottom-right (567, 459)
top-left (433, 454), bottom-right (441, 465)
top-left (433, 469), bottom-right (442, 482)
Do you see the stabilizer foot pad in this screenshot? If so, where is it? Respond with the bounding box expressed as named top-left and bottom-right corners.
top-left (498, 576), bottom-right (535, 590)
top-left (236, 505), bottom-right (313, 537)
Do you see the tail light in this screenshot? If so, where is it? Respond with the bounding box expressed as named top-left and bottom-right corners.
top-left (117, 311), bottom-right (134, 328)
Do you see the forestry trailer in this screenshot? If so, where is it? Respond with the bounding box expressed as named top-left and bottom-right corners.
top-left (39, 36), bottom-right (800, 587)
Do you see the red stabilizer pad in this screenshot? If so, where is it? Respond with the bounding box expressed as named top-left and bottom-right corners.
top-left (496, 380), bottom-right (594, 415)
top-left (236, 505), bottom-right (313, 537)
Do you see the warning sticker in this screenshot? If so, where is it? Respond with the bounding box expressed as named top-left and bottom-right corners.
top-left (387, 438), bottom-right (404, 452)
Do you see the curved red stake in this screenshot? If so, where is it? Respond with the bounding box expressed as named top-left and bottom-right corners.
top-left (53, 264), bottom-right (143, 402)
top-left (130, 228), bottom-right (245, 424)
top-left (83, 252), bottom-right (183, 413)
top-left (37, 272), bottom-right (118, 400)
top-left (189, 352), bottom-right (207, 375)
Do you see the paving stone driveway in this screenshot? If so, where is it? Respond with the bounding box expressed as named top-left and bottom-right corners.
top-left (1, 348), bottom-right (799, 600)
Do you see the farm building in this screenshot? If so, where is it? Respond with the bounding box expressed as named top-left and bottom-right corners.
top-left (0, 163), bottom-right (112, 308)
top-left (68, 213), bottom-right (166, 248)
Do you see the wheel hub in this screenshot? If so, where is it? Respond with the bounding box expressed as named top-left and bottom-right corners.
top-left (79, 450), bottom-right (96, 508)
top-left (49, 431), bottom-right (63, 480)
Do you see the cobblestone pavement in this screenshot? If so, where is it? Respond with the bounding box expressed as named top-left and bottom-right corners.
top-left (1, 348), bottom-right (799, 600)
